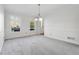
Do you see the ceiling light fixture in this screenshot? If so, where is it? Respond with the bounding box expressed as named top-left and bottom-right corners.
top-left (35, 4), bottom-right (43, 21)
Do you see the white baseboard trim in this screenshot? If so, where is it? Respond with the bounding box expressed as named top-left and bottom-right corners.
top-left (5, 34), bottom-right (43, 40)
top-left (44, 35), bottom-right (79, 45)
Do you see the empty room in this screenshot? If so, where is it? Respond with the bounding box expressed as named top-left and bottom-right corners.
top-left (0, 4), bottom-right (79, 55)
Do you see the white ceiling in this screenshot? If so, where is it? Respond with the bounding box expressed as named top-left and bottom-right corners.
top-left (4, 4), bottom-right (63, 17)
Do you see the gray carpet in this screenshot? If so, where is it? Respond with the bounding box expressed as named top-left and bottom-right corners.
top-left (0, 35), bottom-right (79, 55)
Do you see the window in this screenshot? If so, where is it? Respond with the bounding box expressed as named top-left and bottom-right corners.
top-left (30, 21), bottom-right (35, 31)
top-left (10, 16), bottom-right (20, 32)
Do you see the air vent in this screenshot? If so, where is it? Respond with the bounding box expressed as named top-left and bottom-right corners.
top-left (67, 36), bottom-right (75, 40)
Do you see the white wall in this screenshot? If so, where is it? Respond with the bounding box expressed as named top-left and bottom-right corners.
top-left (44, 5), bottom-right (79, 45)
top-left (0, 5), bottom-right (4, 52)
top-left (5, 11), bottom-right (43, 39)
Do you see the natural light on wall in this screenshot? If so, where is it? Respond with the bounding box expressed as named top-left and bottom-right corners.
top-left (0, 12), bottom-right (4, 33)
top-left (0, 5), bottom-right (4, 52)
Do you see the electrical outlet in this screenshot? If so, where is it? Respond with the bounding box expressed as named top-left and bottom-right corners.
top-left (67, 36), bottom-right (75, 40)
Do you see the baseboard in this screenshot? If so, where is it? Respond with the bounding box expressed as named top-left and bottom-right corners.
top-left (44, 36), bottom-right (79, 45)
top-left (5, 34), bottom-right (42, 40)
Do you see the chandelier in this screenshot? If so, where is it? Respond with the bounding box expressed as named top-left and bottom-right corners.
top-left (35, 4), bottom-right (43, 21)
